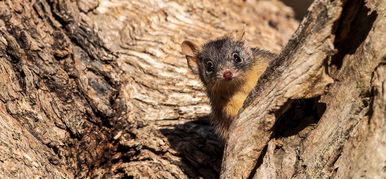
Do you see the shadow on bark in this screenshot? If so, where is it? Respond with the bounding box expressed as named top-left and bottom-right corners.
top-left (160, 117), bottom-right (223, 179)
top-left (331, 0), bottom-right (378, 70)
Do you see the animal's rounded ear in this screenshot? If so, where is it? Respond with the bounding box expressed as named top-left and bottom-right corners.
top-left (181, 41), bottom-right (200, 74)
top-left (234, 29), bottom-right (246, 41)
top-left (181, 41), bottom-right (199, 57)
top-left (186, 56), bottom-right (199, 74)
top-left (228, 27), bottom-right (246, 41)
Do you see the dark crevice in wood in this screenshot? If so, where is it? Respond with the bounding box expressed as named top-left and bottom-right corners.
top-left (273, 97), bottom-right (325, 138)
top-left (331, 0), bottom-right (377, 70)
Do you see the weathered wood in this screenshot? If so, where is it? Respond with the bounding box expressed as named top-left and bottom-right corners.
top-left (222, 0), bottom-right (386, 178)
top-left (2, 0), bottom-right (384, 178)
top-left (0, 0), bottom-right (297, 178)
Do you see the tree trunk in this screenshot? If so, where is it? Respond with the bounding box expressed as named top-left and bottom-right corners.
top-left (0, 0), bottom-right (296, 178)
top-left (222, 0), bottom-right (386, 178)
top-left (0, 0), bottom-right (384, 179)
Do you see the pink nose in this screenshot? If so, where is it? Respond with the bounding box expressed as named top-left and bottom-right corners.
top-left (223, 71), bottom-right (233, 80)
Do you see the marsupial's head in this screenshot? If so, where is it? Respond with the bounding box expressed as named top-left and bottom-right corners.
top-left (181, 30), bottom-right (255, 91)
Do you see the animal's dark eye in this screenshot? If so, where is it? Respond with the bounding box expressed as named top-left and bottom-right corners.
top-left (205, 60), bottom-right (214, 72)
top-left (233, 52), bottom-right (242, 63)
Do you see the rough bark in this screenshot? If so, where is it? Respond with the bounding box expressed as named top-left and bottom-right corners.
top-left (0, 0), bottom-right (297, 178)
top-left (1, 0), bottom-right (385, 178)
top-left (222, 0), bottom-right (386, 178)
